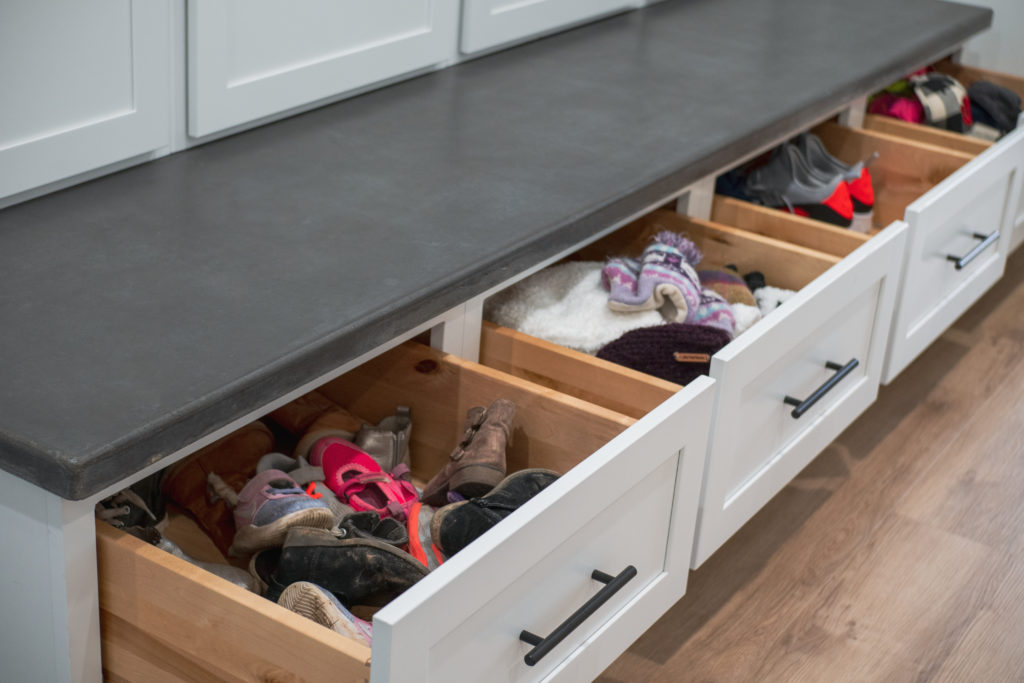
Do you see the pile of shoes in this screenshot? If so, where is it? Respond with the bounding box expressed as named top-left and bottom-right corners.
top-left (726, 133), bottom-right (876, 233)
top-left (96, 392), bottom-right (560, 645)
top-left (420, 399), bottom-right (559, 558)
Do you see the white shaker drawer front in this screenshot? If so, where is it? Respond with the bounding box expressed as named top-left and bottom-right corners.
top-left (692, 221), bottom-right (908, 567)
top-left (883, 125), bottom-right (1024, 384)
top-left (373, 377), bottom-right (714, 683)
top-left (460, 0), bottom-right (635, 55)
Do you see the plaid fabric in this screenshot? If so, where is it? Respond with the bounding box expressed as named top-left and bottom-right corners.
top-left (910, 72), bottom-right (971, 132)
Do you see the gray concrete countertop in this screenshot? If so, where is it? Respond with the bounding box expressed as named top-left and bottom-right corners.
top-left (0, 0), bottom-right (991, 499)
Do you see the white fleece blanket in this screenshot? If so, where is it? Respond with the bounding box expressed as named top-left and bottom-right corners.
top-left (484, 262), bottom-right (664, 354)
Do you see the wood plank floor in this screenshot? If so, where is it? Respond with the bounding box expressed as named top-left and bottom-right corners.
top-left (599, 248), bottom-right (1024, 683)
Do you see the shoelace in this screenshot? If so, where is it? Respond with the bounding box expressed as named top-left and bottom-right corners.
top-left (206, 472), bottom-right (241, 507)
top-left (468, 497), bottom-right (519, 513)
top-left (94, 489), bottom-right (158, 527)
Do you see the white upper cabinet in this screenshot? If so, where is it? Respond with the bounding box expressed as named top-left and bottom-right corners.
top-left (187, 1), bottom-right (460, 138)
top-left (0, 1), bottom-right (171, 200)
top-left (461, 0), bottom-right (637, 55)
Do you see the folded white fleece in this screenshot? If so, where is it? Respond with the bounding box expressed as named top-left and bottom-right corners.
top-left (731, 303), bottom-right (762, 336)
top-left (755, 286), bottom-right (797, 316)
top-left (484, 261), bottom-right (664, 354)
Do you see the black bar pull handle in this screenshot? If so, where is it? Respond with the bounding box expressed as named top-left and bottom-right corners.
top-left (783, 358), bottom-right (859, 419)
top-left (519, 565), bottom-right (637, 667)
top-left (947, 230), bottom-right (999, 270)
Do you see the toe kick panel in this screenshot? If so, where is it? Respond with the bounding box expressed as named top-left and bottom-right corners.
top-left (371, 377), bottom-right (715, 683)
top-left (693, 221), bottom-right (908, 567)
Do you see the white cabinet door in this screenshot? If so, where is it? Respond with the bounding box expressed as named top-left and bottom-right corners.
top-left (187, 1), bottom-right (459, 138)
top-left (0, 1), bottom-right (171, 200)
top-left (461, 0), bottom-right (637, 55)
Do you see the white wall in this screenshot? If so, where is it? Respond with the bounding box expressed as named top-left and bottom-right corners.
top-left (954, 0), bottom-right (1024, 74)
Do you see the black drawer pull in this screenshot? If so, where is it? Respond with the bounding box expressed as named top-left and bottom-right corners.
top-left (783, 359), bottom-right (859, 419)
top-left (947, 231), bottom-right (999, 270)
top-left (519, 565), bottom-right (637, 667)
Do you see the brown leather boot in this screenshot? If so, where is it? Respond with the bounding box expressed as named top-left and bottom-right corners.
top-left (420, 399), bottom-right (515, 506)
top-left (162, 421), bottom-right (274, 556)
top-left (266, 391), bottom-right (342, 436)
top-left (293, 408), bottom-right (366, 460)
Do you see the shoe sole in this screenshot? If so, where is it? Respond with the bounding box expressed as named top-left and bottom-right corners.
top-left (792, 202), bottom-right (853, 228)
top-left (449, 463), bottom-right (506, 499)
top-left (277, 582), bottom-right (372, 645)
top-left (850, 209), bottom-right (874, 234)
top-left (229, 506), bottom-right (335, 556)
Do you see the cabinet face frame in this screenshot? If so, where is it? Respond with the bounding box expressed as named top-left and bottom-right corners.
top-left (0, 1), bottom-right (171, 200)
top-left (186, 1), bottom-right (460, 138)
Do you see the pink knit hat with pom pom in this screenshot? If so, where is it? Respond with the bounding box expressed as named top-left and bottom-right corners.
top-left (601, 231), bottom-right (703, 322)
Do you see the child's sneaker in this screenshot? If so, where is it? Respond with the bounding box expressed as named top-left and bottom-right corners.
top-left (162, 421), bottom-right (275, 556)
top-left (319, 438), bottom-right (418, 521)
top-left (744, 144), bottom-right (854, 228)
top-left (795, 133), bottom-right (876, 233)
top-left (260, 527), bottom-right (428, 605)
top-left (277, 581), bottom-right (373, 645)
top-left (256, 451), bottom-right (355, 523)
top-left (406, 502), bottom-right (445, 571)
top-left (218, 469), bottom-right (334, 556)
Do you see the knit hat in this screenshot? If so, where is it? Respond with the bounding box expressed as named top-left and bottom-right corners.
top-left (692, 288), bottom-right (735, 337)
top-left (910, 72), bottom-right (971, 132)
top-left (698, 265), bottom-right (756, 306)
top-left (596, 323), bottom-right (732, 386)
top-left (867, 92), bottom-right (925, 124)
top-left (602, 231), bottom-right (703, 323)
top-left (967, 81), bottom-right (1021, 135)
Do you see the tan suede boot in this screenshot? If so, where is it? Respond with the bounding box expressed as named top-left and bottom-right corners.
top-left (420, 399), bottom-right (515, 506)
top-left (162, 421), bottom-right (274, 556)
top-left (266, 391), bottom-right (342, 436)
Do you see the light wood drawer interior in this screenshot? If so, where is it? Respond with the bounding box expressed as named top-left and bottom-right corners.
top-left (481, 208), bottom-right (840, 419)
top-left (811, 121), bottom-right (975, 232)
top-left (935, 59), bottom-right (1024, 100)
top-left (708, 121), bottom-right (979, 259)
top-left (97, 341), bottom-right (635, 682)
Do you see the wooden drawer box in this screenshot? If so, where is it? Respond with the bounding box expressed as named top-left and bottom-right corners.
top-left (481, 207), bottom-right (906, 566)
top-left (97, 342), bottom-right (715, 682)
top-left (808, 121), bottom-right (1024, 383)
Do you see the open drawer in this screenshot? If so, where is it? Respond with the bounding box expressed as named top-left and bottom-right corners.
top-left (718, 120), bottom-right (1021, 385)
top-left (480, 209), bottom-right (907, 567)
top-left (863, 59), bottom-right (1024, 256)
top-left (808, 122), bottom-right (1024, 383)
top-left (96, 341), bottom-right (715, 683)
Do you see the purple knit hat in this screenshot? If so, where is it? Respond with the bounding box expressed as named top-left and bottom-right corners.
top-left (595, 323), bottom-right (731, 386)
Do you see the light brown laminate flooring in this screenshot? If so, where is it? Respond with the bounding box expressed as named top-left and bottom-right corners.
top-left (599, 248), bottom-right (1024, 683)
